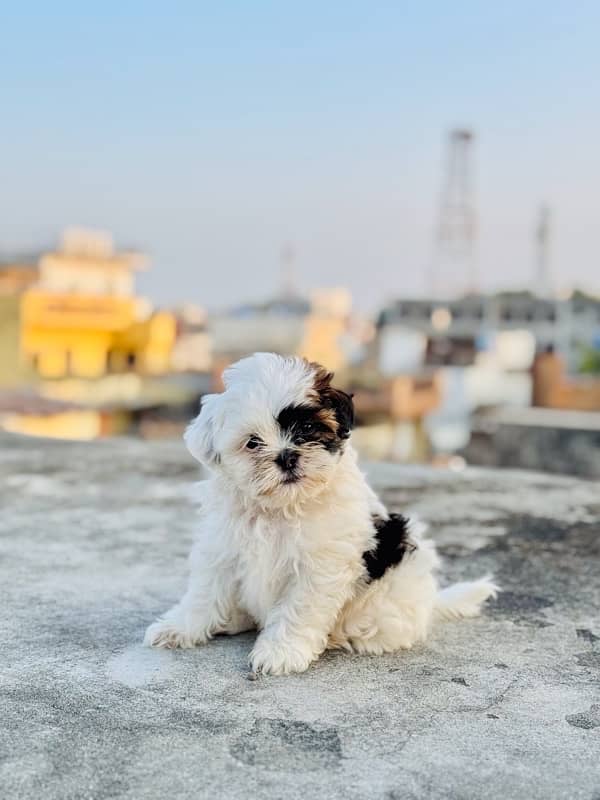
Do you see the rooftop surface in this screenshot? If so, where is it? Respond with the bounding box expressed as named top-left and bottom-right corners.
top-left (1, 435), bottom-right (599, 799)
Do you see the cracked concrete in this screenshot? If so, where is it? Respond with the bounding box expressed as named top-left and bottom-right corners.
top-left (1, 434), bottom-right (599, 799)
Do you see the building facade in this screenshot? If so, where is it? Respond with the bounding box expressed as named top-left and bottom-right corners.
top-left (377, 292), bottom-right (600, 372)
top-left (20, 229), bottom-right (176, 379)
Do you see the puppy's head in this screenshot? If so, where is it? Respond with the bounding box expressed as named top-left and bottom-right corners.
top-left (185, 353), bottom-right (354, 508)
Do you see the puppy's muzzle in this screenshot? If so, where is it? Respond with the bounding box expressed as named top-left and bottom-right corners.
top-left (275, 449), bottom-right (299, 474)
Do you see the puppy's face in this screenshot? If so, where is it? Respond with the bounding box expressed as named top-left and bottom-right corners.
top-left (185, 354), bottom-right (354, 508)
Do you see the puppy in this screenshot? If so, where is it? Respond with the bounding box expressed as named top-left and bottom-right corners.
top-left (144, 353), bottom-right (497, 675)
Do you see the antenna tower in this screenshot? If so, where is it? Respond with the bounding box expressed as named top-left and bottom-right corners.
top-left (431, 128), bottom-right (477, 297)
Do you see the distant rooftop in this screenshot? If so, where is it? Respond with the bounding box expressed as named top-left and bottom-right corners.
top-left (0, 228), bottom-right (147, 270)
top-left (0, 251), bottom-right (44, 267)
top-left (378, 290), bottom-right (600, 328)
top-left (230, 294), bottom-right (311, 317)
top-left (45, 228), bottom-right (146, 270)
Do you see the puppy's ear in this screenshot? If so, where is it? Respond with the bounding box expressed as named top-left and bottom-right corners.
top-left (184, 393), bottom-right (222, 466)
top-left (326, 388), bottom-right (355, 439)
top-left (309, 362), bottom-right (355, 440)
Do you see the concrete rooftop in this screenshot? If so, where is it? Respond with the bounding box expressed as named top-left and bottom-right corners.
top-left (1, 435), bottom-right (599, 799)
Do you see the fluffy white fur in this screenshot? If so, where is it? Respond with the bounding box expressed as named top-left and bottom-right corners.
top-left (144, 353), bottom-right (497, 675)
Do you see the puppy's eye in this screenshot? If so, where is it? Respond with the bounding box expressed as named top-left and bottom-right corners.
top-left (299, 421), bottom-right (315, 436)
top-left (246, 436), bottom-right (262, 450)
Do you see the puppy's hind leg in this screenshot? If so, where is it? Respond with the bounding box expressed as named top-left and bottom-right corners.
top-left (338, 538), bottom-right (440, 656)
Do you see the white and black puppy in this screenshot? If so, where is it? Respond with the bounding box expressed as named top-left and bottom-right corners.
top-left (144, 353), bottom-right (497, 675)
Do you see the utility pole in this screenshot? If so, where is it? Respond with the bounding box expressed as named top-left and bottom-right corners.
top-left (535, 205), bottom-right (551, 297)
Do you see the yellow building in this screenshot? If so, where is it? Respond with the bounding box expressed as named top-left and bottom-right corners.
top-left (299, 288), bottom-right (352, 373)
top-left (20, 229), bottom-right (176, 379)
top-left (0, 260), bottom-right (38, 387)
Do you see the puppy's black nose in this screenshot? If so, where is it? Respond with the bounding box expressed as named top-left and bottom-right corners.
top-left (275, 449), bottom-right (299, 472)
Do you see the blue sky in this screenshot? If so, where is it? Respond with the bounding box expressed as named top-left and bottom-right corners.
top-left (1, 1), bottom-right (599, 310)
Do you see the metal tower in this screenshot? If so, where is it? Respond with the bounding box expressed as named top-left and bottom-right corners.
top-left (431, 128), bottom-right (477, 297)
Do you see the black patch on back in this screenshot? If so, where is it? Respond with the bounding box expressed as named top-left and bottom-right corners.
top-left (363, 513), bottom-right (415, 581)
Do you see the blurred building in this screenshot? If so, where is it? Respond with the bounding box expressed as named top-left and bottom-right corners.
top-left (170, 304), bottom-right (212, 373)
top-left (211, 288), bottom-right (353, 378)
top-left (20, 229), bottom-right (176, 379)
top-left (0, 256), bottom-right (40, 387)
top-left (299, 288), bottom-right (353, 371)
top-left (378, 291), bottom-right (600, 372)
top-left (369, 289), bottom-right (600, 464)
top-left (532, 349), bottom-right (600, 411)
top-left (0, 259), bottom-right (38, 295)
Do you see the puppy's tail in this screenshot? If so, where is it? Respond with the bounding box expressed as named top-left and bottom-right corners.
top-left (434, 576), bottom-right (499, 621)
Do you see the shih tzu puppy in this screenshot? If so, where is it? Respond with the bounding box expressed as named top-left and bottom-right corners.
top-left (144, 353), bottom-right (497, 675)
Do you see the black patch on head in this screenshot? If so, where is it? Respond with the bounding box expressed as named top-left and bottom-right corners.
top-left (277, 404), bottom-right (345, 453)
top-left (275, 361), bottom-right (355, 455)
top-left (277, 404), bottom-right (315, 435)
top-left (363, 513), bottom-right (415, 581)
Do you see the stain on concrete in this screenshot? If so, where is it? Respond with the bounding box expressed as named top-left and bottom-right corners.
top-left (575, 652), bottom-right (600, 669)
top-left (489, 591), bottom-right (554, 621)
top-left (230, 718), bottom-right (342, 771)
top-left (576, 628), bottom-right (600, 645)
top-left (505, 515), bottom-right (567, 543)
top-left (480, 513), bottom-right (600, 562)
top-left (106, 645), bottom-right (178, 688)
top-left (419, 666), bottom-right (442, 676)
top-left (566, 705), bottom-right (600, 730)
top-left (167, 706), bottom-right (233, 735)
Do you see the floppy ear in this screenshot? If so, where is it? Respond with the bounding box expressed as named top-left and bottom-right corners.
top-left (308, 360), bottom-right (355, 440)
top-left (326, 388), bottom-right (355, 439)
top-left (184, 393), bottom-right (222, 466)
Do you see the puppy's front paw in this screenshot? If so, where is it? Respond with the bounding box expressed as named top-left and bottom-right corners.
top-left (143, 619), bottom-right (206, 649)
top-left (249, 635), bottom-right (314, 676)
